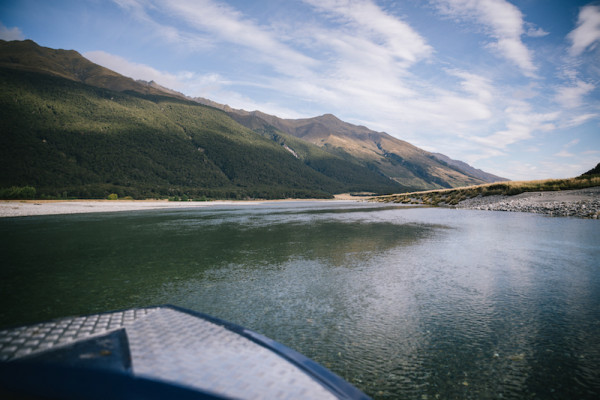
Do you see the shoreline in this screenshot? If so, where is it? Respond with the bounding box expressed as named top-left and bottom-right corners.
top-left (454, 186), bottom-right (600, 219)
top-left (3, 188), bottom-right (598, 219)
top-left (0, 196), bottom-right (364, 218)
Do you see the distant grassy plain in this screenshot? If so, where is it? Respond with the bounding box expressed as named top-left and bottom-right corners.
top-left (373, 175), bottom-right (600, 206)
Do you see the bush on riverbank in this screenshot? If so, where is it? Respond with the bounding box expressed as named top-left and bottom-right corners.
top-left (0, 186), bottom-right (36, 199)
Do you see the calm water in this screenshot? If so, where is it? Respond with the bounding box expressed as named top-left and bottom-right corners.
top-left (1, 202), bottom-right (599, 399)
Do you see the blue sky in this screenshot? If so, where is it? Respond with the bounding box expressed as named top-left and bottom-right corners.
top-left (1, 0), bottom-right (599, 180)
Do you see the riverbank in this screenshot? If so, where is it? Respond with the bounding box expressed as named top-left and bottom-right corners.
top-left (373, 176), bottom-right (600, 219)
top-left (455, 186), bottom-right (600, 218)
top-left (0, 197), bottom-right (362, 218)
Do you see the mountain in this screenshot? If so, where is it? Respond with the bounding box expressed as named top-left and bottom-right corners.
top-left (197, 101), bottom-right (499, 190)
top-left (431, 153), bottom-right (507, 183)
top-left (581, 163), bottom-right (600, 176)
top-left (0, 40), bottom-right (407, 199)
top-left (0, 39), bottom-right (499, 200)
top-left (0, 39), bottom-right (183, 98)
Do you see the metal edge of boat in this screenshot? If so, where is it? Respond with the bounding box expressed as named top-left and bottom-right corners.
top-left (0, 305), bottom-right (371, 400)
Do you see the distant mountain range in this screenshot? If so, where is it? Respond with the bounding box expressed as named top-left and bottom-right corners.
top-left (0, 40), bottom-right (506, 199)
top-left (215, 108), bottom-right (506, 188)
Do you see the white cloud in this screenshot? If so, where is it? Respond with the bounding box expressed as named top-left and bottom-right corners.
top-left (447, 69), bottom-right (494, 102)
top-left (433, 0), bottom-right (537, 76)
top-left (568, 5), bottom-right (600, 56)
top-left (554, 80), bottom-right (595, 108)
top-left (555, 150), bottom-right (574, 158)
top-left (565, 138), bottom-right (580, 147)
top-left (471, 104), bottom-right (559, 149)
top-left (526, 25), bottom-right (549, 38)
top-left (85, 50), bottom-right (188, 87)
top-left (554, 138), bottom-right (581, 158)
top-left (303, 0), bottom-right (432, 65)
top-left (158, 0), bottom-right (317, 77)
top-left (111, 0), bottom-right (222, 51)
top-left (538, 160), bottom-right (593, 179)
top-left (0, 22), bottom-right (24, 40)
top-left (512, 82), bottom-right (540, 100)
top-left (84, 50), bottom-right (233, 97)
top-left (566, 113), bottom-right (599, 127)
top-left (84, 50), bottom-right (307, 118)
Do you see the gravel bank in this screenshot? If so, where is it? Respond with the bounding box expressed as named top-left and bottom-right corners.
top-left (455, 186), bottom-right (600, 218)
top-left (0, 200), bottom-right (216, 218)
top-left (0, 199), bottom-right (357, 218)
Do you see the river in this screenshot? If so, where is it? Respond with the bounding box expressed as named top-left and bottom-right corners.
top-left (1, 202), bottom-right (599, 399)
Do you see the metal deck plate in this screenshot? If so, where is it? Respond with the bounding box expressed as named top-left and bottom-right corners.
top-left (0, 307), bottom-right (158, 361)
top-left (0, 307), bottom-right (340, 399)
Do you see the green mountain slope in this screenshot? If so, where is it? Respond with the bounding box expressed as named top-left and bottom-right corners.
top-left (1, 39), bottom-right (497, 199)
top-left (0, 40), bottom-right (406, 199)
top-left (0, 67), bottom-right (352, 199)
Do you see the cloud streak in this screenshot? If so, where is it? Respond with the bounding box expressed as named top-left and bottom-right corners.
top-left (303, 0), bottom-right (432, 66)
top-left (471, 103), bottom-right (559, 149)
top-left (568, 4), bottom-right (600, 56)
top-left (100, 1), bottom-right (549, 148)
top-left (433, 0), bottom-right (538, 76)
top-left (158, 0), bottom-right (318, 76)
top-left (555, 79), bottom-right (595, 109)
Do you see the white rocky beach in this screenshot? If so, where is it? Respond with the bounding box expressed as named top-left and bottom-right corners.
top-left (455, 186), bottom-right (600, 219)
top-left (0, 197), bottom-right (359, 218)
top-left (0, 200), bottom-right (218, 218)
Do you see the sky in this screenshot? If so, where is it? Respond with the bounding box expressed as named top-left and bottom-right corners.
top-left (1, 0), bottom-right (599, 180)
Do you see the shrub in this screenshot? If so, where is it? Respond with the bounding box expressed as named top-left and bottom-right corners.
top-left (0, 186), bottom-right (36, 199)
top-left (107, 193), bottom-right (118, 200)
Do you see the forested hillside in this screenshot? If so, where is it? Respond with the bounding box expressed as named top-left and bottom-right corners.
top-left (0, 67), bottom-right (402, 199)
top-left (1, 39), bottom-right (504, 200)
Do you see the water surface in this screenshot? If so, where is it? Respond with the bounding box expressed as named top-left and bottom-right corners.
top-left (1, 202), bottom-right (599, 399)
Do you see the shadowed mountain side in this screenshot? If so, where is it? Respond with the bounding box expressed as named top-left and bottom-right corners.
top-left (582, 162), bottom-right (600, 176)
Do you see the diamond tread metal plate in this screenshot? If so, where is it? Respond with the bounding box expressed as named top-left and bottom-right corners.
top-left (0, 307), bottom-right (338, 399)
top-left (127, 308), bottom-right (337, 399)
top-left (0, 307), bottom-right (159, 361)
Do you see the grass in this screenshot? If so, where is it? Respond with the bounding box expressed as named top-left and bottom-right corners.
top-left (372, 175), bottom-right (600, 206)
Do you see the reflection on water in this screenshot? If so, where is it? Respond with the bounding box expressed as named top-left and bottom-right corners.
top-left (1, 202), bottom-right (599, 399)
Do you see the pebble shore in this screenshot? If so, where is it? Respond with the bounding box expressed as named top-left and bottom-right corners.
top-left (455, 186), bottom-right (600, 219)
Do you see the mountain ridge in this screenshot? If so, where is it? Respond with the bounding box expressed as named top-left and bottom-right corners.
top-left (1, 39), bottom-right (505, 199)
top-left (0, 40), bottom-right (408, 198)
top-left (195, 98), bottom-right (507, 188)
top-left (0, 39), bottom-right (185, 98)
top-left (431, 153), bottom-right (506, 183)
